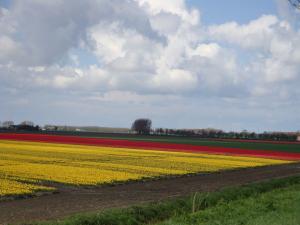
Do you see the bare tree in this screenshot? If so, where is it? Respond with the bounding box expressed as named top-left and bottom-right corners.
top-left (2, 121), bottom-right (14, 128)
top-left (131, 118), bottom-right (152, 135)
top-left (288, 0), bottom-right (300, 9)
top-left (20, 121), bottom-right (34, 126)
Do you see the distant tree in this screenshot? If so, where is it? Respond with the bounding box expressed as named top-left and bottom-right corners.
top-left (131, 118), bottom-right (152, 135)
top-left (2, 121), bottom-right (14, 128)
top-left (288, 0), bottom-right (300, 9)
top-left (20, 121), bottom-right (34, 126)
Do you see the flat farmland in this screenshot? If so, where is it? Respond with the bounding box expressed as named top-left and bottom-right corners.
top-left (0, 140), bottom-right (290, 197)
top-left (8, 132), bottom-right (300, 153)
top-left (30, 131), bottom-right (300, 152)
top-left (0, 133), bottom-right (300, 224)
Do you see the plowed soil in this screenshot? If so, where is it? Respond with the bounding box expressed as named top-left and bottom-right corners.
top-left (1, 162), bottom-right (300, 225)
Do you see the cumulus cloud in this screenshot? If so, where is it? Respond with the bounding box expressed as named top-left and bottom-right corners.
top-left (209, 15), bottom-right (279, 49)
top-left (0, 0), bottom-right (161, 66)
top-left (0, 0), bottom-right (300, 130)
top-left (0, 0), bottom-right (244, 96)
top-left (208, 11), bottom-right (300, 100)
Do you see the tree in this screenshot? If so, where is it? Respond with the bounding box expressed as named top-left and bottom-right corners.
top-left (20, 121), bottom-right (34, 126)
top-left (288, 0), bottom-right (300, 9)
top-left (131, 118), bottom-right (152, 135)
top-left (2, 121), bottom-right (14, 128)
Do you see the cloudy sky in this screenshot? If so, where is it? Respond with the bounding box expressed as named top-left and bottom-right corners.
top-left (0, 0), bottom-right (300, 132)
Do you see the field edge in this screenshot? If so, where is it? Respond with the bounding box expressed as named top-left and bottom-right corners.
top-left (34, 175), bottom-right (300, 225)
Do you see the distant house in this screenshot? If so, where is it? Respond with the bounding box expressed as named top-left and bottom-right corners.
top-left (2, 121), bottom-right (14, 128)
top-left (297, 136), bottom-right (300, 142)
top-left (44, 125), bottom-right (58, 131)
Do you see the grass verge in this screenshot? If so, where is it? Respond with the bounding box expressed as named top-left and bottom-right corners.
top-left (27, 175), bottom-right (300, 225)
top-left (157, 181), bottom-right (300, 225)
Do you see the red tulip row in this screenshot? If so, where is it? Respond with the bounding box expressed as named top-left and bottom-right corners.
top-left (1, 133), bottom-right (300, 161)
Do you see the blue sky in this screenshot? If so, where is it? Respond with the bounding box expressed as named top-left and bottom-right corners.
top-left (1, 0), bottom-right (279, 24)
top-left (0, 0), bottom-right (10, 8)
top-left (0, 0), bottom-right (300, 132)
top-left (187, 0), bottom-right (278, 24)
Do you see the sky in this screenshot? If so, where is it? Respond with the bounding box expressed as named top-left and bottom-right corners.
top-left (0, 0), bottom-right (300, 132)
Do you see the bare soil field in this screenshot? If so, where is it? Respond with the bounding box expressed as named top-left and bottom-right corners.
top-left (1, 162), bottom-right (300, 225)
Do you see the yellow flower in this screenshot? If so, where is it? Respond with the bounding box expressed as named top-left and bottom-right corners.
top-left (0, 140), bottom-right (291, 196)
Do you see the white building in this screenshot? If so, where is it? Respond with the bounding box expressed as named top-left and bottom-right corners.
top-left (2, 121), bottom-right (14, 128)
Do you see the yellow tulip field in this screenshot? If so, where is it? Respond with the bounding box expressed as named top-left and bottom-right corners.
top-left (0, 140), bottom-right (290, 197)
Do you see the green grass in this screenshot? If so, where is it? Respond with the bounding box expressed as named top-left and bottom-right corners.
top-left (31, 176), bottom-right (300, 225)
top-left (157, 182), bottom-right (300, 225)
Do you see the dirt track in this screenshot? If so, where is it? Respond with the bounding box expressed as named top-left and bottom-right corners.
top-left (1, 162), bottom-right (300, 225)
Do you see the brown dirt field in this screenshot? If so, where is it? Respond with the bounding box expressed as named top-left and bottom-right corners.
top-left (1, 162), bottom-right (300, 225)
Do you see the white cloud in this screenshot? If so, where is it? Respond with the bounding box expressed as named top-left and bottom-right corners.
top-left (136, 0), bottom-right (199, 25)
top-left (149, 12), bottom-right (182, 36)
top-left (151, 68), bottom-right (198, 92)
top-left (207, 12), bottom-right (300, 100)
top-left (0, 35), bottom-right (20, 62)
top-left (89, 22), bottom-right (127, 64)
top-left (191, 43), bottom-right (220, 59)
top-left (209, 15), bottom-right (279, 50)
top-left (1, 1), bottom-right (300, 130)
top-left (0, 0), bottom-right (160, 66)
top-left (2, 1), bottom-right (299, 97)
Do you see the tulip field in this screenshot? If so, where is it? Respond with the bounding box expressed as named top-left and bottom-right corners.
top-left (1, 133), bottom-right (298, 198)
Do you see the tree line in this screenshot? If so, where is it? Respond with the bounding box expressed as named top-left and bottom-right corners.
top-left (131, 119), bottom-right (300, 142)
top-left (1, 119), bottom-right (299, 142)
top-left (0, 121), bottom-right (40, 131)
